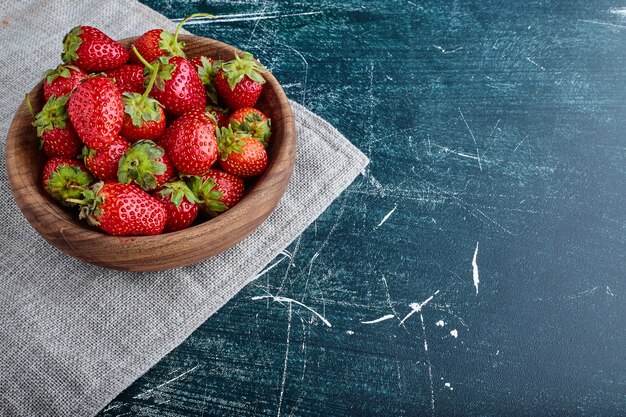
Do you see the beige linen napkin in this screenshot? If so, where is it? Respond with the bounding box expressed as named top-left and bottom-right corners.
top-left (0, 1), bottom-right (368, 415)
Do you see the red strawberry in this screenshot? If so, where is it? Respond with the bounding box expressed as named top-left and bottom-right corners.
top-left (188, 56), bottom-right (205, 69)
top-left (61, 26), bottom-right (129, 72)
top-left (43, 65), bottom-right (86, 101)
top-left (162, 111), bottom-right (218, 175)
top-left (130, 29), bottom-right (168, 65)
top-left (187, 168), bottom-right (245, 217)
top-left (120, 102), bottom-right (165, 142)
top-left (214, 52), bottom-right (267, 110)
top-left (157, 108), bottom-right (210, 149)
top-left (117, 140), bottom-right (176, 191)
top-left (120, 102), bottom-right (166, 142)
top-left (134, 50), bottom-right (206, 116)
top-left (104, 64), bottom-right (145, 94)
top-left (28, 95), bottom-right (82, 158)
top-left (217, 127), bottom-right (268, 177)
top-left (68, 75), bottom-right (124, 151)
top-left (228, 107), bottom-right (271, 147)
top-left (193, 56), bottom-right (222, 105)
top-left (130, 13), bottom-right (215, 65)
top-left (206, 105), bottom-right (230, 129)
top-left (39, 125), bottom-right (82, 159)
top-left (42, 157), bottom-right (93, 205)
top-left (71, 182), bottom-right (167, 236)
top-left (82, 136), bottom-right (130, 180)
top-left (119, 65), bottom-right (166, 142)
top-left (153, 180), bottom-right (199, 232)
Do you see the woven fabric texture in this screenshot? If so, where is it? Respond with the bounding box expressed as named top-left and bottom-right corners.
top-left (0, 1), bottom-right (369, 415)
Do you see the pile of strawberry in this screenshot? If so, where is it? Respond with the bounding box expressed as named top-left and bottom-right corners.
top-left (29, 15), bottom-right (274, 236)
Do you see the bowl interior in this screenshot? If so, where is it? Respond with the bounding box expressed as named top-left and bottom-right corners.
top-left (5, 35), bottom-right (296, 271)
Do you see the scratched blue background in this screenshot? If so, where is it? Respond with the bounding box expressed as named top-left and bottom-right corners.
top-left (99, 1), bottom-right (626, 416)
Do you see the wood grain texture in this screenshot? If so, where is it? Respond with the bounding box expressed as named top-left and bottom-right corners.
top-left (6, 35), bottom-right (296, 272)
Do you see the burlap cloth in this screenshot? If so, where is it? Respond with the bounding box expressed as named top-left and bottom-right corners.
top-left (0, 1), bottom-right (368, 415)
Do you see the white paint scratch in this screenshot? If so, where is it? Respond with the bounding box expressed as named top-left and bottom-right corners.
top-left (610, 7), bottom-right (626, 16)
top-left (459, 108), bottom-right (477, 145)
top-left (282, 44), bottom-right (309, 105)
top-left (606, 286), bottom-right (614, 296)
top-left (399, 290), bottom-right (440, 326)
top-left (450, 329), bottom-right (458, 338)
top-left (176, 11), bottom-right (324, 25)
top-left (435, 320), bottom-right (446, 327)
top-left (134, 365), bottom-right (201, 399)
top-left (276, 303), bottom-right (292, 417)
top-left (251, 295), bottom-right (332, 327)
top-left (419, 311), bottom-right (435, 416)
top-left (277, 236), bottom-right (301, 293)
top-left (578, 19), bottom-right (626, 29)
top-left (433, 45), bottom-right (463, 54)
top-left (363, 170), bottom-right (387, 197)
top-left (459, 109), bottom-right (482, 170)
top-left (472, 242), bottom-right (480, 295)
top-left (434, 144), bottom-right (480, 161)
top-left (381, 275), bottom-right (405, 329)
top-left (375, 204), bottom-right (397, 229)
top-left (564, 286), bottom-right (599, 300)
top-left (346, 330), bottom-right (355, 335)
top-left (361, 314), bottom-right (395, 324)
top-left (254, 256), bottom-right (287, 280)
top-left (526, 57), bottom-right (546, 71)
top-left (396, 361), bottom-right (402, 388)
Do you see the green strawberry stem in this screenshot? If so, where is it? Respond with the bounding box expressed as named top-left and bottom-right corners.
top-left (132, 45), bottom-right (156, 72)
top-left (173, 13), bottom-right (216, 45)
top-left (141, 59), bottom-right (159, 104)
top-left (131, 45), bottom-right (162, 102)
top-left (126, 47), bottom-right (162, 126)
top-left (24, 94), bottom-right (35, 119)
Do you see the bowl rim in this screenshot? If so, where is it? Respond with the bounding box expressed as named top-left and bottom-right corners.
top-left (5, 34), bottom-right (296, 271)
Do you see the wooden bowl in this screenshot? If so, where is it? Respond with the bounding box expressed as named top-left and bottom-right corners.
top-left (5, 35), bottom-right (296, 272)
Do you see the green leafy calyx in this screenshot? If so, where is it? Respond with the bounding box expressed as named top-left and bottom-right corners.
top-left (61, 26), bottom-right (83, 63)
top-left (151, 56), bottom-right (177, 91)
top-left (185, 175), bottom-right (228, 217)
top-left (45, 163), bottom-right (93, 207)
top-left (230, 113), bottom-right (271, 147)
top-left (65, 182), bottom-right (105, 225)
top-left (117, 140), bottom-right (167, 191)
top-left (158, 30), bottom-right (186, 59)
top-left (198, 57), bottom-right (222, 104)
top-left (122, 92), bottom-right (162, 127)
top-left (158, 180), bottom-right (198, 207)
top-left (217, 126), bottom-right (250, 160)
top-left (43, 64), bottom-right (80, 84)
top-left (221, 52), bottom-right (268, 90)
top-left (132, 46), bottom-right (175, 92)
top-left (32, 95), bottom-right (70, 137)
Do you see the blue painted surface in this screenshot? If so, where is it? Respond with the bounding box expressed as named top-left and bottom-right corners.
top-left (99, 1), bottom-right (626, 416)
